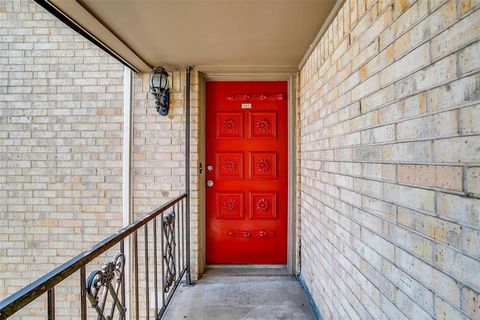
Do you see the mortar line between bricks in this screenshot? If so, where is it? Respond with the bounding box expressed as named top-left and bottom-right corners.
top-left (303, 254), bottom-right (361, 319)
top-left (300, 4), bottom-right (480, 91)
top-left (300, 131), bottom-right (480, 151)
top-left (299, 173), bottom-right (480, 232)
top-left (302, 58), bottom-right (479, 129)
top-left (321, 252), bottom-right (379, 319)
top-left (302, 189), bottom-right (475, 315)
top-left (299, 74), bottom-right (480, 135)
top-left (300, 184), bottom-right (472, 254)
top-left (311, 178), bottom-right (480, 263)
top-left (297, 158), bottom-right (480, 168)
top-left (298, 1), bottom-right (480, 317)
top-left (318, 167), bottom-right (468, 198)
top-left (301, 228), bottom-right (386, 319)
top-left (314, 98), bottom-right (478, 137)
top-left (300, 0), bottom-right (395, 86)
top-left (301, 197), bottom-right (432, 319)
top-left (302, 261), bottom-right (350, 320)
top-left (303, 25), bottom-right (480, 113)
top-left (300, 2), bottom-right (433, 89)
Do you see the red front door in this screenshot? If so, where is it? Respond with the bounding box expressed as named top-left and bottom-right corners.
top-left (206, 81), bottom-right (288, 264)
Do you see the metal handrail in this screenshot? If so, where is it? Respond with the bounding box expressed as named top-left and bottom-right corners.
top-left (0, 193), bottom-right (188, 319)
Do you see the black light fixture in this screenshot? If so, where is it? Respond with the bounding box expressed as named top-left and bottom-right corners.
top-left (149, 66), bottom-right (170, 116)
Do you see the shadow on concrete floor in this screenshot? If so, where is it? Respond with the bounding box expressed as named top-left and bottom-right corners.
top-left (163, 266), bottom-right (315, 320)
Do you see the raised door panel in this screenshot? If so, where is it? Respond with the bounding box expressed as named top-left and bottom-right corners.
top-left (249, 152), bottom-right (277, 180)
top-left (216, 192), bottom-right (244, 220)
top-left (215, 152), bottom-right (243, 180)
top-left (250, 192), bottom-right (277, 219)
top-left (216, 112), bottom-right (243, 139)
top-left (250, 112), bottom-right (277, 138)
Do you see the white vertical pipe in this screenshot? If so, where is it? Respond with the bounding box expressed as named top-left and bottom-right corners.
top-left (185, 66), bottom-right (192, 285)
top-left (122, 66), bottom-right (134, 320)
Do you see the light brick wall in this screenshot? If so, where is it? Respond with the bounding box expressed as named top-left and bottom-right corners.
top-left (1, 2), bottom-right (203, 319)
top-left (132, 70), bottom-right (200, 276)
top-left (299, 0), bottom-right (480, 319)
top-left (0, 0), bottom-right (124, 318)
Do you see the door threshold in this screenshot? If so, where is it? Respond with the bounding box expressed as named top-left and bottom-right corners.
top-left (203, 264), bottom-right (292, 277)
top-left (207, 264), bottom-right (287, 269)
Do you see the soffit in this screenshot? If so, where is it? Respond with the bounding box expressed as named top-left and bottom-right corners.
top-left (46, 0), bottom-right (336, 72)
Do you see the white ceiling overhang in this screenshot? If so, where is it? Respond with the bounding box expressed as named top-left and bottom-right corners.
top-left (37, 0), bottom-right (338, 73)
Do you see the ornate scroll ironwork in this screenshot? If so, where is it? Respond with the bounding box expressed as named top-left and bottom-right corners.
top-left (163, 211), bottom-right (176, 293)
top-left (85, 253), bottom-right (126, 320)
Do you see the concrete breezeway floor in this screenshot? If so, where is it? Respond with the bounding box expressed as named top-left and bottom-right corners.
top-left (163, 266), bottom-right (315, 320)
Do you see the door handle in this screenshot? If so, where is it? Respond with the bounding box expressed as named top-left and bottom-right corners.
top-left (207, 180), bottom-right (214, 187)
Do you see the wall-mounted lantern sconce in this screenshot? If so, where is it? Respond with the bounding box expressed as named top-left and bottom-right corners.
top-left (149, 66), bottom-right (170, 116)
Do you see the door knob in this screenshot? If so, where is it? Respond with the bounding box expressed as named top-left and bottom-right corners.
top-left (207, 165), bottom-right (213, 172)
top-left (207, 180), bottom-right (214, 187)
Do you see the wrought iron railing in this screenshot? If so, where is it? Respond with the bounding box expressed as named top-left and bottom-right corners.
top-left (0, 194), bottom-right (190, 320)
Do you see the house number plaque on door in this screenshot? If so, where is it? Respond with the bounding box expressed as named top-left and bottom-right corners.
top-left (241, 103), bottom-right (252, 109)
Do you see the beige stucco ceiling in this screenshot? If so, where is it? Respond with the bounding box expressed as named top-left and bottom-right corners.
top-left (48, 0), bottom-right (336, 72)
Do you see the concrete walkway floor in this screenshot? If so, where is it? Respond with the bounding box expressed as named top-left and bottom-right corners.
top-left (164, 266), bottom-right (315, 320)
